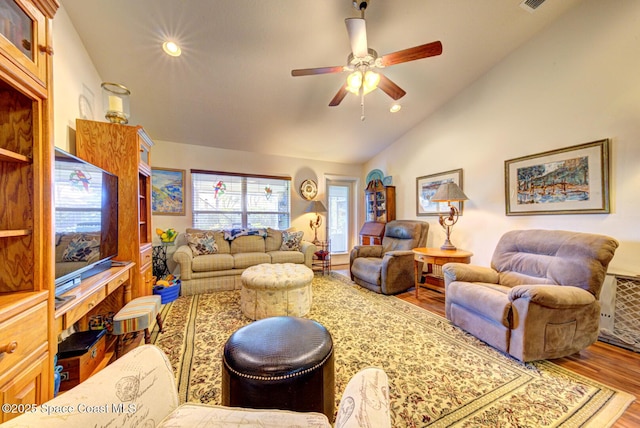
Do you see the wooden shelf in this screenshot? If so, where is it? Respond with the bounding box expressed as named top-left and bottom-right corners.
top-left (0, 147), bottom-right (31, 163)
top-left (0, 229), bottom-right (32, 238)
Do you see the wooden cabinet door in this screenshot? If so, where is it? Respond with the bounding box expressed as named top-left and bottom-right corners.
top-left (139, 263), bottom-right (154, 297)
top-left (0, 352), bottom-right (48, 422)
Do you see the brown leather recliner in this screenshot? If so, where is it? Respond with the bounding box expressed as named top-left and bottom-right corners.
top-left (443, 229), bottom-right (618, 362)
top-left (350, 220), bottom-right (429, 295)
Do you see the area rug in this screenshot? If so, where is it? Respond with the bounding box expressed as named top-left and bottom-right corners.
top-left (151, 274), bottom-right (634, 427)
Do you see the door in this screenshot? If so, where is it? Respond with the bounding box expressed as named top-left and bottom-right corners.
top-left (326, 180), bottom-right (355, 260)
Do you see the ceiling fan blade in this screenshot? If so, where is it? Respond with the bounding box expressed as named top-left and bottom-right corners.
top-left (345, 18), bottom-right (368, 58)
top-left (291, 66), bottom-right (345, 77)
top-left (380, 41), bottom-right (443, 67)
top-left (377, 74), bottom-right (406, 100)
top-left (329, 84), bottom-right (349, 107)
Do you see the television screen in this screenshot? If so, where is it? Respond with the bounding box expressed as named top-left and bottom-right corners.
top-left (54, 148), bottom-right (118, 295)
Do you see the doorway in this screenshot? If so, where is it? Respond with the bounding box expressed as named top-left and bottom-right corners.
top-left (326, 178), bottom-right (357, 265)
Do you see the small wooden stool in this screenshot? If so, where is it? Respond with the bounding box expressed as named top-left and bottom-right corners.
top-left (112, 295), bottom-right (164, 358)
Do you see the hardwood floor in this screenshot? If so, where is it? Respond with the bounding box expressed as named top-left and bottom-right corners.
top-left (331, 266), bottom-right (639, 427)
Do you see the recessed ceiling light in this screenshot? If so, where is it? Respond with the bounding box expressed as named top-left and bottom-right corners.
top-left (162, 41), bottom-right (181, 57)
top-left (390, 104), bottom-right (402, 113)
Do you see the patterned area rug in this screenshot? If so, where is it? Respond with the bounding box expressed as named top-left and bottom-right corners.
top-left (151, 274), bottom-right (634, 427)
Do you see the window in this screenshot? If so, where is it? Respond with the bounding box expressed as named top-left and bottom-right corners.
top-left (192, 171), bottom-right (290, 230)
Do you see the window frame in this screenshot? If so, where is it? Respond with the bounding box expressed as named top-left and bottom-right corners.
top-left (191, 169), bottom-right (291, 230)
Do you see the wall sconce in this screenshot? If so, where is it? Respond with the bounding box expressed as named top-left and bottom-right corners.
top-left (304, 200), bottom-right (327, 245)
top-left (101, 82), bottom-right (130, 124)
top-left (431, 182), bottom-right (469, 250)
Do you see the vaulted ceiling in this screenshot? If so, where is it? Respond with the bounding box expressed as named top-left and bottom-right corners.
top-left (61, 0), bottom-right (583, 164)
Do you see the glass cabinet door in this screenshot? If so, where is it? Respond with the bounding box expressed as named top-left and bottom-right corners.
top-left (366, 193), bottom-right (376, 222)
top-left (375, 191), bottom-right (386, 222)
top-left (0, 0), bottom-right (47, 83)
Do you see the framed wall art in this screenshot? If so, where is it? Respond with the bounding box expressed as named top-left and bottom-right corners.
top-left (504, 139), bottom-right (610, 216)
top-left (416, 169), bottom-right (463, 216)
top-left (152, 167), bottom-right (186, 215)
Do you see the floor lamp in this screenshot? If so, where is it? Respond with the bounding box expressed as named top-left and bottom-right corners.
top-left (305, 200), bottom-right (327, 245)
top-left (431, 182), bottom-right (469, 250)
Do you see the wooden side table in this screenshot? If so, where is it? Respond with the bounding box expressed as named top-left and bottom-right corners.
top-left (412, 248), bottom-right (473, 298)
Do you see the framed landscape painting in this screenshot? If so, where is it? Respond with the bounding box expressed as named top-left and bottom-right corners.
top-left (152, 168), bottom-right (185, 215)
top-left (416, 169), bottom-right (463, 216)
top-left (505, 139), bottom-right (610, 215)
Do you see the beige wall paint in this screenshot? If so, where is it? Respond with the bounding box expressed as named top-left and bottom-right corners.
top-left (364, 0), bottom-right (640, 273)
top-left (150, 140), bottom-right (362, 252)
top-left (52, 4), bottom-right (363, 271)
top-left (52, 5), bottom-right (103, 152)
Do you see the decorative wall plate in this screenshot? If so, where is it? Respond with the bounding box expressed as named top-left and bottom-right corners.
top-left (366, 169), bottom-right (384, 185)
top-left (300, 179), bottom-right (318, 200)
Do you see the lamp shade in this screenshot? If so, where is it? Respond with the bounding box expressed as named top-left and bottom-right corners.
top-left (305, 200), bottom-right (327, 214)
top-left (431, 182), bottom-right (468, 202)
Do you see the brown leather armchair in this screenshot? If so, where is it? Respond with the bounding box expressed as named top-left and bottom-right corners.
top-left (350, 220), bottom-right (429, 295)
top-left (443, 229), bottom-right (618, 362)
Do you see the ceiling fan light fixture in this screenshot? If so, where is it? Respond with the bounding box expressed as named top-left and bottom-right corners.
top-left (390, 104), bottom-right (402, 113)
top-left (162, 41), bottom-right (181, 57)
top-left (346, 70), bottom-right (363, 95)
top-left (362, 70), bottom-right (380, 95)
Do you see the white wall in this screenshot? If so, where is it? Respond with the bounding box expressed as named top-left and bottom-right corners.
top-left (365, 0), bottom-right (640, 274)
top-left (52, 5), bottom-right (103, 152)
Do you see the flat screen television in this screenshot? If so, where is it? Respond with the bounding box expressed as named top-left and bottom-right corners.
top-left (54, 148), bottom-right (118, 296)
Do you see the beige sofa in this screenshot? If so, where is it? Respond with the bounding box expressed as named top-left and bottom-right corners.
top-left (173, 228), bottom-right (316, 296)
top-left (4, 345), bottom-right (391, 428)
top-left (443, 229), bottom-right (618, 362)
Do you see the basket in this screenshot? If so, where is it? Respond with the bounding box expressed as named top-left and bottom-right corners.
top-left (153, 280), bottom-right (181, 304)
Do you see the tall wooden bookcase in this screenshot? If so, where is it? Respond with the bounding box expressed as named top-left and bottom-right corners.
top-left (76, 120), bottom-right (155, 299)
top-left (0, 0), bottom-right (58, 419)
top-left (360, 179), bottom-right (395, 245)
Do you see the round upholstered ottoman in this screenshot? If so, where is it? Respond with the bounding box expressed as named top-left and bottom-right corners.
top-left (240, 263), bottom-right (314, 320)
top-left (222, 316), bottom-right (335, 420)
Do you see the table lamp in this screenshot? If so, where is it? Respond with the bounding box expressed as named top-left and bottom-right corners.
top-left (431, 182), bottom-right (468, 250)
top-left (305, 200), bottom-right (327, 244)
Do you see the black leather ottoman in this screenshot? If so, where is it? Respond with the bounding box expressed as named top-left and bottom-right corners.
top-left (222, 316), bottom-right (335, 420)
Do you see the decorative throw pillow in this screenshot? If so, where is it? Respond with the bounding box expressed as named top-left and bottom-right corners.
top-left (62, 233), bottom-right (101, 262)
top-left (280, 230), bottom-right (304, 251)
top-left (186, 231), bottom-right (219, 256)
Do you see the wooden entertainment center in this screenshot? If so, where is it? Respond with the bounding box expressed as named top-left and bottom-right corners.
top-left (0, 1), bottom-right (155, 419)
top-left (53, 263), bottom-right (135, 386)
top-left (0, 0), bottom-right (58, 419)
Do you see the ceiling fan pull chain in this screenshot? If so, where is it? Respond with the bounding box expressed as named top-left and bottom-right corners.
top-left (361, 91), bottom-right (366, 121)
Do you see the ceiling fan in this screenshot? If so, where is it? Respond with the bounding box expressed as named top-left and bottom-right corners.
top-left (291, 0), bottom-right (443, 109)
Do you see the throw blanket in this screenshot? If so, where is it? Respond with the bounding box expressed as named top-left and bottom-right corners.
top-left (223, 228), bottom-right (267, 240)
